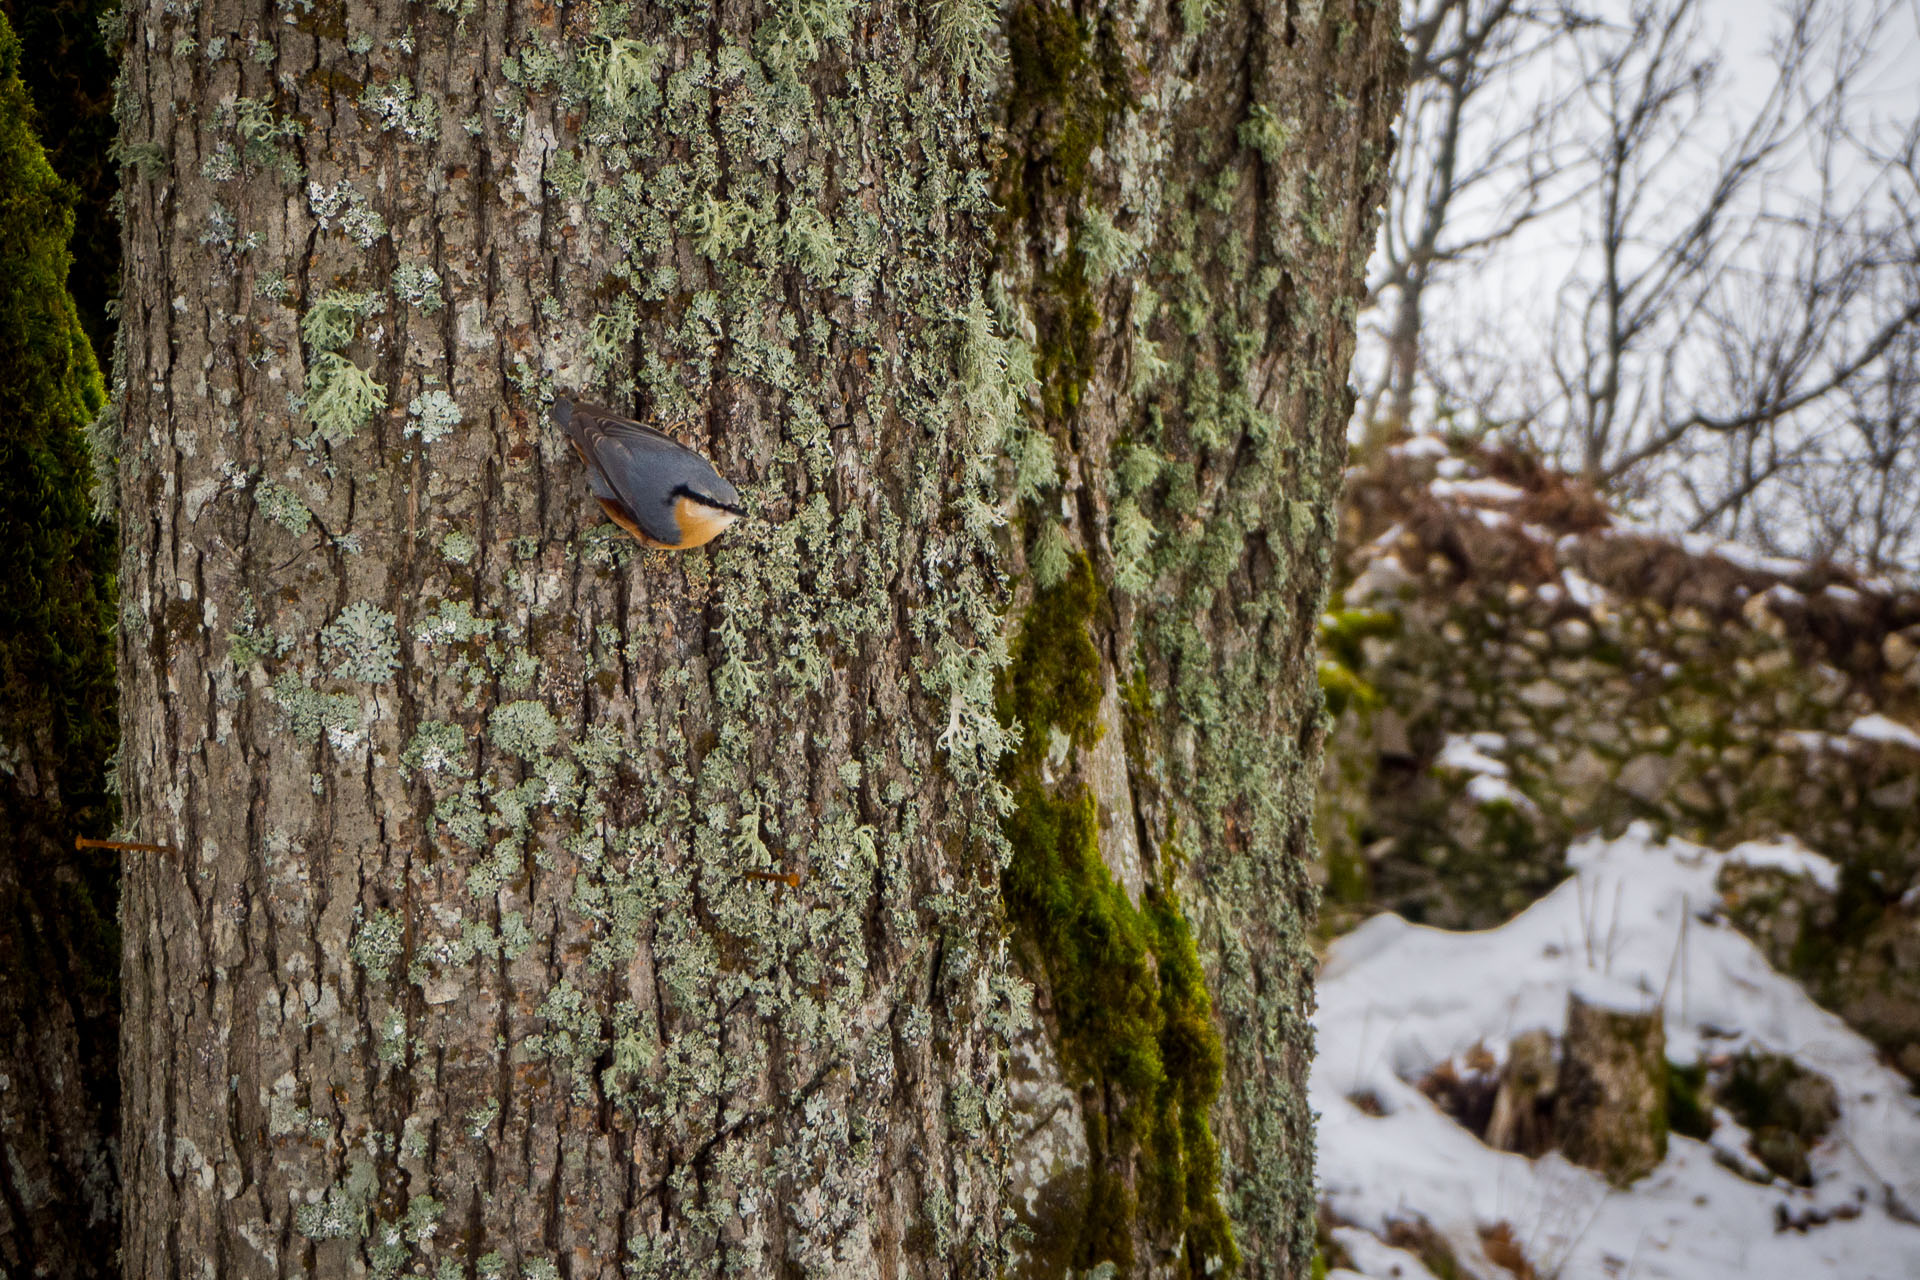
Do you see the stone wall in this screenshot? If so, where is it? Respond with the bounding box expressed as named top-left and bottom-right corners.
top-left (1319, 437), bottom-right (1920, 1078)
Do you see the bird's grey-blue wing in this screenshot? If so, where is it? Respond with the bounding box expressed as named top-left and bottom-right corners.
top-left (592, 430), bottom-right (708, 545)
top-left (555, 397), bottom-right (739, 544)
top-left (554, 400), bottom-right (679, 543)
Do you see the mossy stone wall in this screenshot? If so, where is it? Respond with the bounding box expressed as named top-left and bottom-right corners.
top-left (1319, 439), bottom-right (1920, 1080)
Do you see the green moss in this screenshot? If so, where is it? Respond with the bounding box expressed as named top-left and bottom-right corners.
top-left (998, 555), bottom-right (1237, 1274)
top-left (998, 553), bottom-right (1104, 767)
top-left (0, 1), bottom-right (113, 815)
top-left (1666, 1059), bottom-right (1711, 1141)
top-left (0, 21), bottom-right (120, 1260)
top-left (4, 0), bottom-right (118, 360)
top-left (1318, 606), bottom-right (1400, 671)
top-left (1321, 841), bottom-right (1372, 906)
top-left (998, 2), bottom-right (1135, 421)
top-left (1003, 4), bottom-right (1129, 195)
top-left (1316, 657), bottom-right (1377, 718)
top-left (1316, 606), bottom-right (1398, 716)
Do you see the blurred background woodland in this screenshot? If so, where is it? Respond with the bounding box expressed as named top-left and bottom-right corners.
top-left (1318, 1), bottom-right (1920, 1275)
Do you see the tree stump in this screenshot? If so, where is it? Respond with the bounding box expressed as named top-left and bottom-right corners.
top-left (1555, 987), bottom-right (1668, 1184)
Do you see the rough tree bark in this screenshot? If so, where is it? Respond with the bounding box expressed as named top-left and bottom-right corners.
top-left (0, 10), bottom-right (120, 1276)
top-left (111, 0), bottom-right (1399, 1277)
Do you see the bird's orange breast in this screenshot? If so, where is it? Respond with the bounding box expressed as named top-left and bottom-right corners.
top-left (671, 495), bottom-right (740, 549)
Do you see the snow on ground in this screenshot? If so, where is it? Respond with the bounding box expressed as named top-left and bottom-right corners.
top-left (1313, 824), bottom-right (1920, 1280)
top-left (1849, 713), bottom-right (1920, 754)
top-left (1431, 476), bottom-right (1529, 505)
top-left (1722, 836), bottom-right (1840, 893)
top-left (1436, 733), bottom-right (1511, 778)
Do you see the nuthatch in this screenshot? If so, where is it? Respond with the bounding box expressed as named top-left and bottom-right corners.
top-left (554, 396), bottom-right (743, 551)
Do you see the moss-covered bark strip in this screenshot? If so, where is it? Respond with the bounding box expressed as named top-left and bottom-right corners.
top-left (0, 9), bottom-right (119, 1276)
top-left (0, 0), bottom-right (119, 363)
top-left (997, 558), bottom-right (1236, 1275)
top-left (987, 0), bottom-right (1405, 1274)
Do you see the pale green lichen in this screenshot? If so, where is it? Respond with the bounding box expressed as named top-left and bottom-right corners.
top-left (499, 646), bottom-right (538, 691)
top-left (300, 290), bottom-right (387, 443)
top-left (292, 1158), bottom-right (376, 1240)
top-left (350, 908), bottom-right (405, 982)
top-left (585, 298), bottom-right (638, 376)
top-left (591, 36), bottom-right (663, 117)
top-left (402, 721), bottom-right (469, 775)
top-left (932, 0), bottom-right (1005, 80)
top-left (199, 143), bottom-right (238, 182)
top-left (415, 598), bottom-right (494, 646)
top-left (683, 193), bottom-right (753, 259)
top-left (463, 1098), bottom-right (499, 1138)
top-left (1111, 499), bottom-right (1157, 594)
top-left (301, 290), bottom-right (381, 352)
top-left (368, 1195), bottom-right (444, 1278)
top-left (525, 980), bottom-right (606, 1101)
top-left (1079, 206), bottom-right (1139, 280)
top-left (226, 592), bottom-right (288, 667)
top-left (321, 601), bottom-right (401, 683)
top-left (375, 1008), bottom-right (408, 1064)
top-left (784, 204), bottom-right (840, 280)
top-left (253, 478), bottom-right (312, 535)
top-left (358, 76), bottom-right (440, 141)
top-left (269, 672), bottom-right (361, 749)
top-left (439, 530), bottom-right (478, 564)
top-left (308, 179), bottom-right (388, 247)
top-left (499, 911), bottom-right (532, 958)
top-left (487, 700), bottom-right (559, 761)
top-left (435, 781), bottom-right (490, 849)
top-left (393, 261), bottom-right (444, 312)
top-left (220, 96), bottom-right (304, 183)
top-left (405, 389), bottom-right (462, 442)
top-left (293, 1192), bottom-right (360, 1241)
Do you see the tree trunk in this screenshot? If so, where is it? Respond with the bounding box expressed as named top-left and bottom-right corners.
top-left (0, 11), bottom-right (121, 1276)
top-left (112, 1), bottom-right (1400, 1277)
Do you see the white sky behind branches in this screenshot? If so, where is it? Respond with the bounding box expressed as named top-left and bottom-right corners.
top-left (1354, 0), bottom-right (1920, 568)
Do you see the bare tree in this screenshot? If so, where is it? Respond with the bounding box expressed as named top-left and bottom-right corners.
top-left (1775, 254), bottom-right (1920, 571)
top-left (1362, 0), bottom-right (1920, 567)
top-left (1356, 0), bottom-right (1589, 452)
top-left (1557, 0), bottom-right (1920, 498)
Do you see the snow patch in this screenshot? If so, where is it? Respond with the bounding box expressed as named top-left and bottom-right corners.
top-left (1392, 434), bottom-right (1452, 460)
top-left (1849, 714), bottom-right (1920, 753)
top-left (1465, 775), bottom-right (1539, 815)
top-left (1436, 733), bottom-right (1510, 778)
top-left (1313, 825), bottom-right (1920, 1279)
top-left (1561, 569), bottom-right (1606, 609)
top-left (1723, 836), bottom-right (1841, 893)
top-left (1432, 476), bottom-right (1528, 505)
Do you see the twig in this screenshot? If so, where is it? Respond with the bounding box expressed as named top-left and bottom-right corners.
top-left (75, 836), bottom-right (176, 855)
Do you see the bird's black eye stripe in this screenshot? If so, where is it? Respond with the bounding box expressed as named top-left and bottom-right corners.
top-left (671, 483), bottom-right (743, 515)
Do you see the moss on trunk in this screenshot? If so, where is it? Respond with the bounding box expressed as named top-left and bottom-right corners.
top-left (0, 9), bottom-right (119, 1275)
